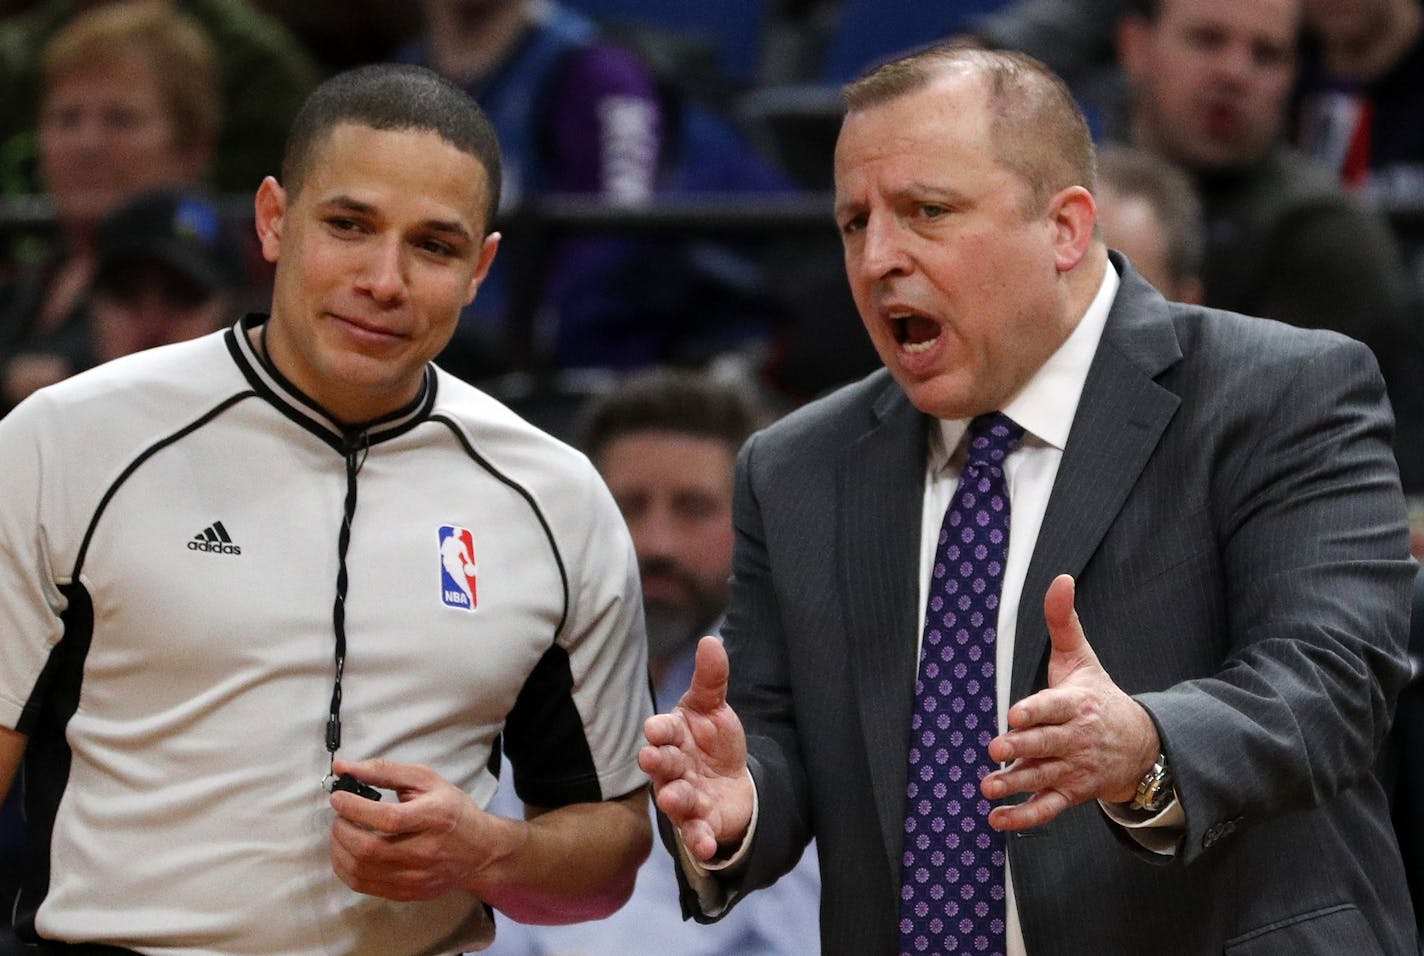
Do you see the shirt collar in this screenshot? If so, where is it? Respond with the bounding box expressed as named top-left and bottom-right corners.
top-left (930, 259), bottom-right (1118, 469)
top-left (225, 313), bottom-right (438, 452)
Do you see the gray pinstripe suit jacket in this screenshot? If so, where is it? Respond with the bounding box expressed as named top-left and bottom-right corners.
top-left (683, 255), bottom-right (1418, 954)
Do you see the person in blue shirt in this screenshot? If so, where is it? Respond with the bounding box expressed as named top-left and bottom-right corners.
top-left (486, 368), bottom-right (821, 956)
top-left (399, 0), bottom-right (796, 375)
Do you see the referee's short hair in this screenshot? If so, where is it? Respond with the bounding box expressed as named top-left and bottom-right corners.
top-left (279, 63), bottom-right (502, 228)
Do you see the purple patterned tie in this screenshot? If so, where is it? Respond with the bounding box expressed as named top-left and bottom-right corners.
top-left (899, 412), bottom-right (1023, 956)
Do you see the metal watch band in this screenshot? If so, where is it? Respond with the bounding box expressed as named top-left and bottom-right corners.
top-left (1131, 752), bottom-right (1172, 812)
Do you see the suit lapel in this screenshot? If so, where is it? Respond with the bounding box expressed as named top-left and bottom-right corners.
top-left (838, 377), bottom-right (927, 878)
top-left (1012, 260), bottom-right (1184, 704)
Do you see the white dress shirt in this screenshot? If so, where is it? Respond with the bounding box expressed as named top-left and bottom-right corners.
top-left (917, 260), bottom-right (1116, 956)
top-left (919, 260), bottom-right (1182, 954)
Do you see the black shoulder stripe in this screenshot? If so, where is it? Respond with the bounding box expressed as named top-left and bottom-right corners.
top-left (503, 641), bottom-right (601, 806)
top-left (429, 415), bottom-right (570, 640)
top-left (72, 393), bottom-right (255, 580)
top-left (12, 581), bottom-right (93, 935)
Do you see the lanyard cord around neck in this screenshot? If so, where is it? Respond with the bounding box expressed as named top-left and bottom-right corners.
top-left (326, 428), bottom-right (369, 777)
top-left (256, 320), bottom-right (376, 789)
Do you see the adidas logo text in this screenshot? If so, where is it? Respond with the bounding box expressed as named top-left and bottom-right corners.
top-left (190, 521), bottom-right (242, 555)
top-left (188, 541), bottom-right (241, 554)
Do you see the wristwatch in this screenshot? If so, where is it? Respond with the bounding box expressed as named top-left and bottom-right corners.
top-left (1130, 752), bottom-right (1173, 813)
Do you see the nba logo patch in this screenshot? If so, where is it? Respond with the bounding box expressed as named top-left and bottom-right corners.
top-left (438, 525), bottom-right (478, 611)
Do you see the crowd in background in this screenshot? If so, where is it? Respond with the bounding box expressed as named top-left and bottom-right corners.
top-left (0, 0), bottom-right (1421, 945)
top-left (2, 0), bottom-right (1421, 442)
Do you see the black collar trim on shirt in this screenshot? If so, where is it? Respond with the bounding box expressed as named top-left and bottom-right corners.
top-left (224, 314), bottom-right (437, 452)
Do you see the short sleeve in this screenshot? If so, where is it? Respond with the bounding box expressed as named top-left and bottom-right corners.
top-left (0, 396), bottom-right (70, 730)
top-left (502, 461), bottom-right (651, 807)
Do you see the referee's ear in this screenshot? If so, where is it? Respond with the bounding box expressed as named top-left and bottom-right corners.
top-left (254, 175), bottom-right (287, 265)
top-left (464, 231), bottom-right (501, 307)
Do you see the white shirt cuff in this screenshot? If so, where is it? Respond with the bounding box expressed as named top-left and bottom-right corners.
top-left (1099, 790), bottom-right (1185, 855)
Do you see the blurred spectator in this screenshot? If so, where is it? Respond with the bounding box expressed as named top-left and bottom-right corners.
top-left (1293, 0), bottom-right (1424, 443)
top-left (0, 0), bottom-right (318, 197)
top-left (1094, 143), bottom-right (1205, 303)
top-left (397, 0), bottom-right (660, 377)
top-left (1295, 0), bottom-right (1424, 203)
top-left (1115, 0), bottom-right (1412, 341)
top-left (413, 0), bottom-right (662, 205)
top-left (1116, 0), bottom-right (1424, 488)
top-left (86, 188), bottom-right (242, 363)
top-left (400, 0), bottom-right (795, 377)
top-left (487, 367), bottom-right (821, 956)
top-left (3, 188), bottom-right (242, 410)
top-left (0, 0), bottom-right (220, 413)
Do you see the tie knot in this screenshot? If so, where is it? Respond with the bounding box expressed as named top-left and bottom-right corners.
top-left (966, 412), bottom-right (1024, 467)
